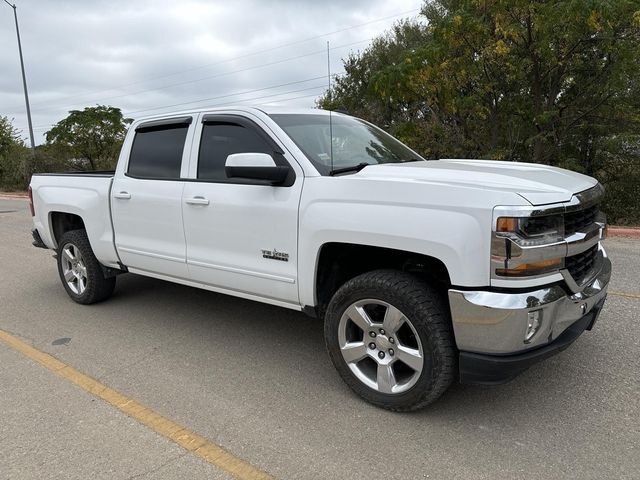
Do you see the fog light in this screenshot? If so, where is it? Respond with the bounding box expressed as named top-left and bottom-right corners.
top-left (524, 310), bottom-right (542, 343)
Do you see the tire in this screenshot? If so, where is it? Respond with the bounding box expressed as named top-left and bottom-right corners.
top-left (56, 229), bottom-right (116, 305)
top-left (324, 269), bottom-right (456, 411)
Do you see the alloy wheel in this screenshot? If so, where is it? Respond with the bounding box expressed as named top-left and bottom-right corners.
top-left (60, 243), bottom-right (88, 295)
top-left (338, 299), bottom-right (424, 394)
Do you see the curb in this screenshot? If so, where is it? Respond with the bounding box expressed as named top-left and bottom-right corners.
top-left (608, 227), bottom-right (640, 239)
top-left (0, 194), bottom-right (28, 200)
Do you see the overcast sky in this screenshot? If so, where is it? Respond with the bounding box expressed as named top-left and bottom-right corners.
top-left (0, 0), bottom-right (423, 144)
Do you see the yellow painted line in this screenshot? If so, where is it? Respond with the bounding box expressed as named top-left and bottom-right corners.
top-left (609, 291), bottom-right (640, 300)
top-left (0, 328), bottom-right (274, 480)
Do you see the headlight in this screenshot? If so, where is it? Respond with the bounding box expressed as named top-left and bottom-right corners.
top-left (492, 213), bottom-right (565, 277)
top-left (496, 215), bottom-right (564, 246)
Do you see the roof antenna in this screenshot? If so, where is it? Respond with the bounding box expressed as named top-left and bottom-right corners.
top-left (327, 40), bottom-right (334, 174)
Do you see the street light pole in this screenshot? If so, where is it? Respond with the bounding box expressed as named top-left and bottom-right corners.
top-left (4, 0), bottom-right (35, 152)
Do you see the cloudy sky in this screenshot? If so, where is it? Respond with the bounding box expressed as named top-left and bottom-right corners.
top-left (1, 0), bottom-right (423, 144)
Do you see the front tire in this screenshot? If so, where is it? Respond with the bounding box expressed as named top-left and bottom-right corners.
top-left (324, 270), bottom-right (456, 411)
top-left (56, 229), bottom-right (115, 304)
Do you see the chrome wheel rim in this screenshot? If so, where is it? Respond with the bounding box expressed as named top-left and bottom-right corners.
top-left (61, 243), bottom-right (87, 295)
top-left (338, 299), bottom-right (424, 394)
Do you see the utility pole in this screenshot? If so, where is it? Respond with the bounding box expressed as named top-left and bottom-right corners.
top-left (4, 0), bottom-right (36, 151)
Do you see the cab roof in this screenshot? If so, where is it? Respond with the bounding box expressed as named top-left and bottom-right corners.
top-left (133, 106), bottom-right (340, 124)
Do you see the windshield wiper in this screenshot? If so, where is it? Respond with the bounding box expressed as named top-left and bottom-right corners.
top-left (329, 158), bottom-right (422, 176)
top-left (329, 162), bottom-right (370, 176)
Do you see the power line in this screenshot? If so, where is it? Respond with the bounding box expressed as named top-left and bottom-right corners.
top-left (5, 7), bottom-right (420, 113)
top-left (257, 91), bottom-right (327, 106)
top-left (24, 39), bottom-right (368, 115)
top-left (28, 88), bottom-right (330, 135)
top-left (123, 75), bottom-right (330, 115)
top-left (29, 86), bottom-right (326, 133)
top-left (29, 79), bottom-right (336, 131)
top-left (185, 84), bottom-right (327, 109)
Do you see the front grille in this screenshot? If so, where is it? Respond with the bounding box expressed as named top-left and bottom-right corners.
top-left (565, 245), bottom-right (598, 283)
top-left (564, 204), bottom-right (599, 236)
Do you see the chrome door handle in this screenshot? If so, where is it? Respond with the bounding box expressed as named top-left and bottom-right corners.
top-left (114, 191), bottom-right (131, 199)
top-left (185, 196), bottom-right (210, 206)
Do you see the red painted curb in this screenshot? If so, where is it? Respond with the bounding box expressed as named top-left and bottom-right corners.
top-left (0, 194), bottom-right (28, 200)
top-left (608, 227), bottom-right (640, 239)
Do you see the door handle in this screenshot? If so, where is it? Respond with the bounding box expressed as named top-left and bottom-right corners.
top-left (114, 191), bottom-right (131, 200)
top-left (185, 196), bottom-right (210, 206)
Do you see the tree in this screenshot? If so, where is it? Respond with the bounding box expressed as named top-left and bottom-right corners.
top-left (321, 1), bottom-right (640, 163)
top-left (321, 20), bottom-right (430, 124)
top-left (45, 105), bottom-right (132, 170)
top-left (0, 115), bottom-right (24, 155)
top-left (319, 0), bottom-right (640, 223)
top-left (0, 116), bottom-right (29, 190)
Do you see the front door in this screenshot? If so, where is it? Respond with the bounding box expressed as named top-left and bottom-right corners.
top-left (182, 114), bottom-right (302, 305)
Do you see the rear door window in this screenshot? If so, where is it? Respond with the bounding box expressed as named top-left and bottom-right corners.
top-left (127, 123), bottom-right (189, 179)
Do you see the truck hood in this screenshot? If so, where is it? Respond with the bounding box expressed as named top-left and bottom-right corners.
top-left (359, 159), bottom-right (597, 205)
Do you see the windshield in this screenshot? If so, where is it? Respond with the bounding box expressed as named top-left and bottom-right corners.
top-left (269, 113), bottom-right (425, 175)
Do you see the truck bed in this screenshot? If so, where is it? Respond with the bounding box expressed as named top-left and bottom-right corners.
top-left (30, 172), bottom-right (121, 268)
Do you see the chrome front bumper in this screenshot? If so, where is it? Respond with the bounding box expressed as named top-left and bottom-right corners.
top-left (448, 246), bottom-right (611, 355)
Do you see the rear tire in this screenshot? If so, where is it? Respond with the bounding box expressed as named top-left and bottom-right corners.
top-left (324, 269), bottom-right (456, 411)
top-left (56, 229), bottom-right (115, 304)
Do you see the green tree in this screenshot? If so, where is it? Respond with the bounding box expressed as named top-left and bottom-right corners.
top-left (0, 116), bottom-right (29, 190)
top-left (45, 105), bottom-right (132, 170)
top-left (0, 115), bottom-right (24, 155)
top-left (322, 20), bottom-right (430, 124)
top-left (320, 0), bottom-right (640, 223)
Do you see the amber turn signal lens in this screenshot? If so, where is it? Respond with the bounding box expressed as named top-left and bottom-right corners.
top-left (495, 258), bottom-right (563, 277)
top-left (496, 216), bottom-right (518, 233)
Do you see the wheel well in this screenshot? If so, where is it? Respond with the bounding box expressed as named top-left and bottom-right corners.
top-left (315, 243), bottom-right (451, 316)
top-left (50, 212), bottom-right (86, 246)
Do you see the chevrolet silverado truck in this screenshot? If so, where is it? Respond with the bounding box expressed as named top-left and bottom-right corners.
top-left (29, 107), bottom-right (610, 411)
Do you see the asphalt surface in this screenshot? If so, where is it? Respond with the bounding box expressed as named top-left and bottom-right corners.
top-left (0, 197), bottom-right (638, 479)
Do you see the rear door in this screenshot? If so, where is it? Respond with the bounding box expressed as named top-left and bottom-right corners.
top-left (181, 113), bottom-right (303, 305)
top-left (111, 116), bottom-right (194, 279)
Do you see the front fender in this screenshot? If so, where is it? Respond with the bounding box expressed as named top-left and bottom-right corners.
top-left (298, 199), bottom-right (489, 307)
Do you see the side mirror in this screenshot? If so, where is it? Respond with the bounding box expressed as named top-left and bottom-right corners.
top-left (225, 153), bottom-right (291, 185)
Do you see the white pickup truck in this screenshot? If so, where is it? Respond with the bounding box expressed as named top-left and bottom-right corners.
top-left (29, 107), bottom-right (610, 411)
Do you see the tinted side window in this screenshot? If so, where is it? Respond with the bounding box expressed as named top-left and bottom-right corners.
top-left (128, 124), bottom-right (188, 179)
top-left (198, 122), bottom-right (273, 181)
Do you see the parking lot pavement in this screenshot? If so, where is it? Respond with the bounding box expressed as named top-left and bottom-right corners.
top-left (0, 345), bottom-right (232, 480)
top-left (1, 197), bottom-right (639, 480)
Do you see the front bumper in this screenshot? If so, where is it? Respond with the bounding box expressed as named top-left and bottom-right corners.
top-left (458, 298), bottom-right (604, 385)
top-left (448, 246), bottom-right (611, 383)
